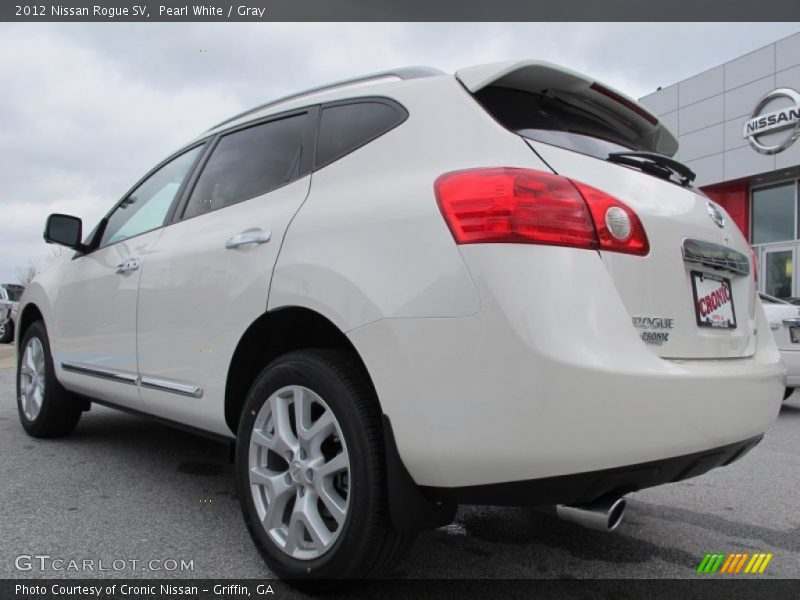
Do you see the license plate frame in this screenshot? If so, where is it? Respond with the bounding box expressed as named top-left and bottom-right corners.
top-left (690, 270), bottom-right (737, 330)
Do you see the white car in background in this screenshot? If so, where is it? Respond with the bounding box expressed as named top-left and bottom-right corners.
top-left (759, 292), bottom-right (800, 400)
top-left (0, 302), bottom-right (9, 339)
top-left (14, 61), bottom-right (784, 585)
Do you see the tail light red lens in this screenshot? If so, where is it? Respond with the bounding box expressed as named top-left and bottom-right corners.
top-left (749, 246), bottom-right (759, 283)
top-left (435, 168), bottom-right (649, 256)
top-left (571, 181), bottom-right (649, 256)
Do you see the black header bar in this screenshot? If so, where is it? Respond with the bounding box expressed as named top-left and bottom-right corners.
top-left (3, 0), bottom-right (800, 22)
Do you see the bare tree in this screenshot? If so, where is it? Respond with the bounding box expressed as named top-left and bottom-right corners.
top-left (15, 258), bottom-right (39, 286)
top-left (42, 245), bottom-right (66, 268)
top-left (14, 247), bottom-right (66, 286)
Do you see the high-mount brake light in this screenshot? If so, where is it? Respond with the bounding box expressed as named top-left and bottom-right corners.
top-left (590, 82), bottom-right (660, 126)
top-left (434, 168), bottom-right (649, 256)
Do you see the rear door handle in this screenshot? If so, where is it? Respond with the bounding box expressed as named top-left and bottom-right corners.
top-left (115, 257), bottom-right (141, 274)
top-left (225, 229), bottom-right (272, 249)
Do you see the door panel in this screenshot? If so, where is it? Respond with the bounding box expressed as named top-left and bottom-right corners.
top-left (136, 176), bottom-right (311, 435)
top-left (51, 145), bottom-right (205, 408)
top-left (53, 231), bottom-right (162, 409)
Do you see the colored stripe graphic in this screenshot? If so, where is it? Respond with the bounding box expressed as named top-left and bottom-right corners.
top-left (745, 553), bottom-right (774, 574)
top-left (697, 553), bottom-right (725, 573)
top-left (733, 553), bottom-right (749, 574)
top-left (698, 552), bottom-right (773, 574)
top-left (719, 554), bottom-right (735, 573)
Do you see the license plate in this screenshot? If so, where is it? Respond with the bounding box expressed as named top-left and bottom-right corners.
top-left (691, 271), bottom-right (736, 329)
top-left (791, 326), bottom-right (800, 344)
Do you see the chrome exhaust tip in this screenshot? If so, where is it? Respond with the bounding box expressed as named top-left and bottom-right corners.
top-left (556, 496), bottom-right (627, 532)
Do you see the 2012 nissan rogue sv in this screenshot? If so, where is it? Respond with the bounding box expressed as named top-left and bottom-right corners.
top-left (15, 62), bottom-right (784, 584)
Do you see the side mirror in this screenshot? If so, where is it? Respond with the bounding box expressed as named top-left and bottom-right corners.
top-left (44, 214), bottom-right (83, 250)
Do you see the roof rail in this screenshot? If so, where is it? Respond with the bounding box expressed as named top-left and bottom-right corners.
top-left (207, 66), bottom-right (445, 132)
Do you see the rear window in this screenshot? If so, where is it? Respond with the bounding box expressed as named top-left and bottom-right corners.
top-left (474, 86), bottom-right (644, 160)
top-left (315, 100), bottom-right (407, 168)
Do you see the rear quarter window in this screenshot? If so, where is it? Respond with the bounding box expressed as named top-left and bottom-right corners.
top-left (315, 100), bottom-right (407, 169)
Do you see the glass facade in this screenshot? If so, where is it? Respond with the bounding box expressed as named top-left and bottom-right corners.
top-left (751, 183), bottom-right (795, 245)
top-left (763, 249), bottom-right (794, 298)
top-left (751, 180), bottom-right (800, 299)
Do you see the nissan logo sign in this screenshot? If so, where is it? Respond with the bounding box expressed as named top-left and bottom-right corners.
top-left (742, 88), bottom-right (800, 155)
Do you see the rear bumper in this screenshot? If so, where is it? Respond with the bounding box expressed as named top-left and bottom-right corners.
top-left (424, 436), bottom-right (762, 506)
top-left (349, 245), bottom-right (784, 489)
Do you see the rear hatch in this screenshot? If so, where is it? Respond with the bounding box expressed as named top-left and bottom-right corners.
top-left (457, 61), bottom-right (757, 359)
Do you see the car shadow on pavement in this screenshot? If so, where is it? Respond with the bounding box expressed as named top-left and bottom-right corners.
top-left (780, 402), bottom-right (800, 416)
top-left (14, 402), bottom-right (796, 581)
top-left (53, 409), bottom-right (693, 578)
top-left (53, 407), bottom-right (238, 497)
top-left (398, 504), bottom-right (701, 578)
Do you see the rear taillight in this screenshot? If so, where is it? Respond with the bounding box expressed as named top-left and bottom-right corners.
top-left (571, 181), bottom-right (649, 256)
top-left (749, 246), bottom-right (759, 283)
top-left (434, 168), bottom-right (649, 256)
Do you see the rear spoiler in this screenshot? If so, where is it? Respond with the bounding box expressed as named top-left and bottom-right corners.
top-left (456, 61), bottom-right (678, 157)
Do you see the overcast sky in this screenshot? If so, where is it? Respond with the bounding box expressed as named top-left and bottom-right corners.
top-left (1, 22), bottom-right (799, 284)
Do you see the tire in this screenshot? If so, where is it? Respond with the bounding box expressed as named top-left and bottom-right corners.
top-left (0, 319), bottom-right (12, 344)
top-left (235, 349), bottom-right (414, 588)
top-left (17, 321), bottom-right (83, 438)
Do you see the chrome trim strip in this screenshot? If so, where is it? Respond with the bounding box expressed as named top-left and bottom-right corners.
top-left (783, 317), bottom-right (800, 325)
top-left (60, 362), bottom-right (203, 398)
top-left (60, 362), bottom-right (139, 385)
top-left (682, 238), bottom-right (750, 276)
top-left (140, 376), bottom-right (203, 399)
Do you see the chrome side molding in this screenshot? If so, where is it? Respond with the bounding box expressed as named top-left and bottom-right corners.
top-left (682, 238), bottom-right (750, 276)
top-left (140, 376), bottom-right (203, 398)
top-left (61, 362), bottom-right (139, 385)
top-left (60, 362), bottom-right (202, 398)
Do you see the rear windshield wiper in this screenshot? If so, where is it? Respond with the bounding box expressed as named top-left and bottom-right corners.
top-left (607, 151), bottom-right (696, 187)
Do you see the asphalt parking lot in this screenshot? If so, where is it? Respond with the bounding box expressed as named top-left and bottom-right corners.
top-left (1, 343), bottom-right (798, 583)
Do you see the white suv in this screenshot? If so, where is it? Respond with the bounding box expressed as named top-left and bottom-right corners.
top-left (16, 62), bottom-right (784, 584)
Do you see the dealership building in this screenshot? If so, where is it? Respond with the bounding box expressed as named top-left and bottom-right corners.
top-left (639, 31), bottom-right (800, 299)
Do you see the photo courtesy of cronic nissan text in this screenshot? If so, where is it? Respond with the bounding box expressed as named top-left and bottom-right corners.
top-left (0, 2), bottom-right (799, 599)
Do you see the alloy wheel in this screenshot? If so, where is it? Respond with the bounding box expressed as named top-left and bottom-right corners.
top-left (248, 385), bottom-right (350, 560)
top-left (19, 337), bottom-right (46, 421)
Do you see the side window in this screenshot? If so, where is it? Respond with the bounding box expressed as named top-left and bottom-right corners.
top-left (316, 101), bottom-right (406, 168)
top-left (182, 113), bottom-right (307, 220)
top-left (101, 145), bottom-right (203, 247)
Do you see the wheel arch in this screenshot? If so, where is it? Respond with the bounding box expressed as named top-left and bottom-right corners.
top-left (224, 306), bottom-right (377, 435)
top-left (16, 302), bottom-right (44, 351)
top-left (225, 304), bottom-right (454, 533)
